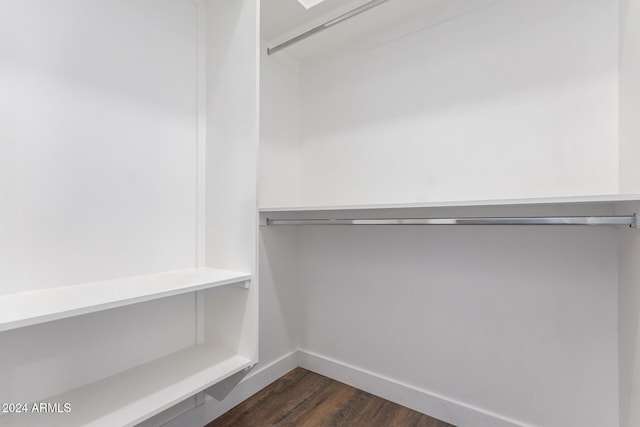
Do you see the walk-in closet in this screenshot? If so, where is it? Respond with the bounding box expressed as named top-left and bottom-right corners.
top-left (1, 0), bottom-right (639, 426)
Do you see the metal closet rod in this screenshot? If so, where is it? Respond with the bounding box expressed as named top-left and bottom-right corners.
top-left (266, 215), bottom-right (638, 227)
top-left (267, 0), bottom-right (391, 55)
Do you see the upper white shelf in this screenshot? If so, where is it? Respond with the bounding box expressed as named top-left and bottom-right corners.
top-left (0, 268), bottom-right (251, 333)
top-left (260, 194), bottom-right (640, 213)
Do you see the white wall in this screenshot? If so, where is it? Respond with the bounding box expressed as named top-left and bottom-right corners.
top-left (618, 1), bottom-right (640, 426)
top-left (299, 0), bottom-right (619, 207)
top-left (259, 48), bottom-right (302, 208)
top-left (0, 0), bottom-right (198, 293)
top-left (256, 2), bottom-right (623, 427)
top-left (619, 219), bottom-right (640, 427)
top-left (257, 50), bottom-right (303, 363)
top-left (258, 2), bottom-right (630, 427)
top-left (258, 227), bottom-right (300, 365)
top-left (298, 225), bottom-right (619, 427)
top-left (0, 0), bottom-right (201, 407)
top-left (620, 0), bottom-right (640, 193)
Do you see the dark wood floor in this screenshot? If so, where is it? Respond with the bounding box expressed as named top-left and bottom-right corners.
top-left (206, 368), bottom-right (455, 427)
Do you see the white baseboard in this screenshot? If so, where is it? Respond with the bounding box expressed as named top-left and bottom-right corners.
top-left (159, 349), bottom-right (530, 427)
top-left (160, 350), bottom-right (299, 427)
top-left (298, 349), bottom-right (530, 427)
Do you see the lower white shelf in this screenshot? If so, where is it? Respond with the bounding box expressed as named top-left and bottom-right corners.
top-left (1, 343), bottom-right (253, 427)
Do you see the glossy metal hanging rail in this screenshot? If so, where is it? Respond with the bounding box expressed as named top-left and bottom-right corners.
top-left (267, 0), bottom-right (391, 55)
top-left (266, 215), bottom-right (638, 227)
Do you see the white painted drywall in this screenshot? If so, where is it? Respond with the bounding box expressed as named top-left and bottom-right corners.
top-left (619, 203), bottom-right (640, 427)
top-left (256, 47), bottom-right (303, 368)
top-left (618, 2), bottom-right (640, 426)
top-left (258, 227), bottom-right (301, 364)
top-left (0, 0), bottom-right (198, 293)
top-left (620, 0), bottom-right (640, 193)
top-left (254, 48), bottom-right (303, 369)
top-left (259, 48), bottom-right (302, 208)
top-left (256, 2), bottom-right (628, 427)
top-left (256, 2), bottom-right (622, 426)
top-left (0, 0), bottom-right (200, 408)
top-left (297, 225), bottom-right (619, 427)
top-left (299, 0), bottom-right (619, 207)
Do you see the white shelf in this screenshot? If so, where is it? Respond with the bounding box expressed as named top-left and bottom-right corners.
top-left (1, 343), bottom-right (252, 427)
top-left (260, 194), bottom-right (640, 213)
top-left (0, 268), bottom-right (251, 332)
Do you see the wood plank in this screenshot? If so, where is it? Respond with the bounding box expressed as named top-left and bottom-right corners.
top-left (207, 368), bottom-right (455, 427)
